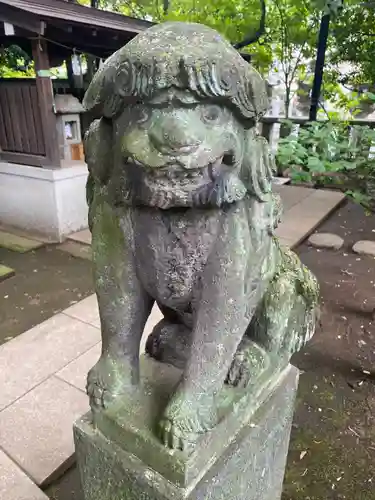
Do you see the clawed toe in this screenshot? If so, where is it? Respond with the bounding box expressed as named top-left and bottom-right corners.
top-left (158, 418), bottom-right (193, 452)
top-left (87, 378), bottom-right (106, 409)
top-left (86, 354), bottom-right (135, 411)
top-left (158, 389), bottom-right (218, 452)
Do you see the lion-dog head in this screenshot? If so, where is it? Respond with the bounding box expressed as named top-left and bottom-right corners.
top-left (83, 22), bottom-right (274, 213)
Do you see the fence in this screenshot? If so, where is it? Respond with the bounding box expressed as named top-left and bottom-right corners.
top-left (0, 78), bottom-right (78, 165)
top-left (0, 79), bottom-right (45, 156)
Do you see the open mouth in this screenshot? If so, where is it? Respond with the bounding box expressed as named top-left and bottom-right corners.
top-left (125, 153), bottom-right (236, 182)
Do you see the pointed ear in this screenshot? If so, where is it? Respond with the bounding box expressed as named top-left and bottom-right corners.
top-left (241, 132), bottom-right (274, 202)
top-left (84, 118), bottom-right (114, 186)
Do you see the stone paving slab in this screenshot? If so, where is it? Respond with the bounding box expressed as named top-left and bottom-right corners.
top-left (62, 294), bottom-right (100, 328)
top-left (0, 313), bottom-right (100, 411)
top-left (0, 376), bottom-right (89, 487)
top-left (57, 240), bottom-right (92, 260)
top-left (0, 230), bottom-right (44, 253)
top-left (0, 450), bottom-right (48, 500)
top-left (56, 343), bottom-right (101, 393)
top-left (276, 189), bottom-right (345, 248)
top-left (274, 184), bottom-right (315, 211)
top-left (0, 300), bottom-right (162, 489)
top-left (0, 263), bottom-right (15, 282)
top-left (68, 229), bottom-right (91, 245)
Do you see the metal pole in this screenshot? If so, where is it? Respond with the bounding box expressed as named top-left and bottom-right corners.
top-left (309, 13), bottom-right (331, 121)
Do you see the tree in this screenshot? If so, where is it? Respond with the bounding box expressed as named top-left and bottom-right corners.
top-left (78, 0), bottom-right (323, 114)
top-left (330, 0), bottom-right (375, 88)
top-left (0, 45), bottom-right (34, 77)
top-left (79, 0), bottom-right (373, 117)
top-left (266, 0), bottom-right (321, 117)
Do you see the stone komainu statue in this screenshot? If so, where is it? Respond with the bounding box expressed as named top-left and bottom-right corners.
top-left (83, 22), bottom-right (319, 451)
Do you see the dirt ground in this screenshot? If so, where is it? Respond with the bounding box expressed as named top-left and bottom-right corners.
top-left (43, 201), bottom-right (374, 499)
top-left (0, 245), bottom-right (94, 345)
top-left (283, 200), bottom-right (375, 500)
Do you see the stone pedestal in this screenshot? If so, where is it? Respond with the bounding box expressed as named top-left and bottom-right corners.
top-left (74, 358), bottom-right (299, 500)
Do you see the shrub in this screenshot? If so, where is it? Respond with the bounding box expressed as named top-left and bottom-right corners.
top-left (276, 120), bottom-right (375, 211)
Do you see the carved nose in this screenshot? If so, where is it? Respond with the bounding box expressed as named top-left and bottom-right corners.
top-left (149, 121), bottom-right (199, 154)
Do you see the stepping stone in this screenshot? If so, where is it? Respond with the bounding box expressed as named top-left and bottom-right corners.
top-left (57, 240), bottom-right (92, 260)
top-left (308, 232), bottom-right (344, 250)
top-left (0, 231), bottom-right (43, 253)
top-left (0, 264), bottom-right (15, 282)
top-left (68, 229), bottom-right (91, 245)
top-left (0, 450), bottom-right (48, 499)
top-left (352, 240), bottom-right (375, 257)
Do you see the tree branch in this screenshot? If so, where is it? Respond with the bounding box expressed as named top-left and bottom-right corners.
top-left (233, 0), bottom-right (266, 49)
top-left (289, 41), bottom-right (307, 85)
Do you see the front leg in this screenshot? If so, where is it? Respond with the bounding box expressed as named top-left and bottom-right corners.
top-left (87, 193), bottom-right (152, 410)
top-left (159, 204), bottom-right (271, 450)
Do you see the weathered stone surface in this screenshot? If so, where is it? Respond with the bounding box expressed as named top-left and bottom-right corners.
top-left (74, 362), bottom-right (299, 500)
top-left (308, 232), bottom-right (344, 250)
top-left (81, 20), bottom-right (319, 453)
top-left (352, 240), bottom-right (375, 257)
top-left (74, 19), bottom-right (321, 500)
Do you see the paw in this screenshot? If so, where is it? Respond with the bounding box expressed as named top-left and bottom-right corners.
top-left (158, 390), bottom-right (217, 451)
top-left (145, 320), bottom-right (191, 369)
top-left (86, 353), bottom-right (134, 410)
top-left (225, 340), bottom-right (270, 388)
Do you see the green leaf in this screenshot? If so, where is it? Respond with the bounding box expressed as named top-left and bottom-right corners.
top-left (307, 156), bottom-right (326, 173)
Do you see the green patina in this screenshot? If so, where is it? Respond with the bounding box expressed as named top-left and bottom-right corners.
top-left (81, 21), bottom-right (319, 454)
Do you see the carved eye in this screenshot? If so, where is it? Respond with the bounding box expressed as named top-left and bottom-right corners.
top-left (201, 105), bottom-right (221, 124)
